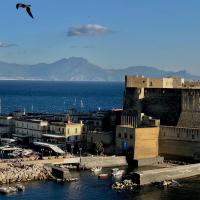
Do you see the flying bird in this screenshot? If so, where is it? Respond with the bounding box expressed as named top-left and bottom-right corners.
top-left (16, 3), bottom-right (34, 19)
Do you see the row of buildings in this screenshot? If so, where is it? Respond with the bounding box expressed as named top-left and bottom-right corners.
top-left (0, 109), bottom-right (122, 154)
top-left (1, 75), bottom-right (200, 164)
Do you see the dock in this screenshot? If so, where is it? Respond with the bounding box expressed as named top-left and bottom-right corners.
top-left (132, 163), bottom-right (200, 185)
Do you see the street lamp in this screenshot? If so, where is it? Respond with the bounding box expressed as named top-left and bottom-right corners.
top-left (71, 144), bottom-right (74, 156)
top-left (79, 147), bottom-right (82, 158)
top-left (0, 151), bottom-right (2, 159)
top-left (41, 148), bottom-right (44, 159)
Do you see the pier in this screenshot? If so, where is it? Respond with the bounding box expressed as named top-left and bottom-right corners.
top-left (132, 163), bottom-right (200, 185)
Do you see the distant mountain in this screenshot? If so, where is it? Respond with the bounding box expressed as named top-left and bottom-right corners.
top-left (0, 57), bottom-right (199, 81)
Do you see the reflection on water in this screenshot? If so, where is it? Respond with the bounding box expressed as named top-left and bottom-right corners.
top-left (0, 171), bottom-right (200, 200)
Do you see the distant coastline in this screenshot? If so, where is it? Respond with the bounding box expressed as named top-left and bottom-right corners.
top-left (0, 57), bottom-right (199, 81)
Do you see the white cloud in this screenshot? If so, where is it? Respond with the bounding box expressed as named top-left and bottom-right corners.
top-left (67, 24), bottom-right (110, 37)
top-left (0, 42), bottom-right (16, 48)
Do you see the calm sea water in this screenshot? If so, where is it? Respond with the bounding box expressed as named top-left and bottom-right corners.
top-left (0, 171), bottom-right (200, 200)
top-left (0, 81), bottom-right (200, 199)
top-left (0, 81), bottom-right (124, 113)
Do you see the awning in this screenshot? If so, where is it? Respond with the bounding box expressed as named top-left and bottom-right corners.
top-left (42, 134), bottom-right (66, 139)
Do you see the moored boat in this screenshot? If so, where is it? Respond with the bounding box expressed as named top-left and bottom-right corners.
top-left (91, 167), bottom-right (102, 173)
top-left (16, 184), bottom-right (25, 191)
top-left (0, 186), bottom-right (18, 194)
top-left (98, 173), bottom-right (109, 180)
top-left (112, 169), bottom-right (125, 177)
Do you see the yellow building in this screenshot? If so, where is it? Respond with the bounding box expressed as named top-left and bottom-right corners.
top-left (46, 121), bottom-right (85, 144)
top-left (116, 125), bottom-right (159, 160)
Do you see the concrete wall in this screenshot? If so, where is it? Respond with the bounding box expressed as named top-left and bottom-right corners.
top-left (133, 163), bottom-right (200, 185)
top-left (80, 156), bottom-right (127, 168)
top-left (134, 127), bottom-right (159, 160)
top-left (159, 126), bottom-right (200, 159)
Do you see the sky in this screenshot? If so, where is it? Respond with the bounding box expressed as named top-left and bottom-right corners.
top-left (1, 0), bottom-right (200, 74)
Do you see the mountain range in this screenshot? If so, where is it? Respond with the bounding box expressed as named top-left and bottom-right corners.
top-left (0, 57), bottom-right (199, 81)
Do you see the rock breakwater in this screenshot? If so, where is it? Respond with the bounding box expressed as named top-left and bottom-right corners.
top-left (0, 163), bottom-right (52, 184)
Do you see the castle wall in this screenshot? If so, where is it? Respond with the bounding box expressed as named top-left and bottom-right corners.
top-left (178, 89), bottom-right (200, 127)
top-left (159, 126), bottom-right (200, 159)
top-left (124, 88), bottom-right (182, 126)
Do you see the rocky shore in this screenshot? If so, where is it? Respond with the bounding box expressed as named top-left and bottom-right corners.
top-left (0, 163), bottom-right (53, 184)
top-left (112, 179), bottom-right (138, 192)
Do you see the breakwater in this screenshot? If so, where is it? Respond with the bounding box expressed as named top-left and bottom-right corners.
top-left (133, 163), bottom-right (200, 185)
top-left (80, 156), bottom-right (128, 169)
top-left (0, 163), bottom-right (52, 184)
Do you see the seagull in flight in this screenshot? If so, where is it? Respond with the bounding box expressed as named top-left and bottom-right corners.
top-left (16, 3), bottom-right (34, 19)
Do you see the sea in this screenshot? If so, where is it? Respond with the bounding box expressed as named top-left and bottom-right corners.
top-left (0, 80), bottom-right (199, 200)
top-left (0, 81), bottom-right (124, 114)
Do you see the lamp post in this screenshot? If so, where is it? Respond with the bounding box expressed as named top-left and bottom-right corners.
top-left (71, 144), bottom-right (74, 156)
top-left (41, 148), bottom-right (44, 159)
top-left (79, 147), bottom-right (82, 157)
top-left (49, 150), bottom-right (52, 157)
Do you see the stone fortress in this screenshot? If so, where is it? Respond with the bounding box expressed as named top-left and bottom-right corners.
top-left (117, 75), bottom-right (200, 162)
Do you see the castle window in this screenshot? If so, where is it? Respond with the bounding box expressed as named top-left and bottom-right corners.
top-left (192, 134), bottom-right (195, 140)
top-left (150, 82), bottom-right (153, 86)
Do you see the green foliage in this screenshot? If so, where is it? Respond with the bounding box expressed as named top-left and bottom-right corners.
top-left (95, 141), bottom-right (104, 155)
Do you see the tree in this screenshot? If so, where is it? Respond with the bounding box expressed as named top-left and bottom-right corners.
top-left (95, 141), bottom-right (104, 155)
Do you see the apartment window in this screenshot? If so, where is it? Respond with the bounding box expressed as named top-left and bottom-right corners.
top-left (177, 133), bottom-right (180, 138)
top-left (118, 133), bottom-right (121, 138)
top-left (124, 133), bottom-right (127, 138)
top-left (75, 136), bottom-right (78, 140)
top-left (130, 135), bottom-right (133, 139)
top-left (67, 137), bottom-right (70, 141)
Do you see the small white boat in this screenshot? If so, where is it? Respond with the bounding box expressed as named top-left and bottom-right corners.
top-left (0, 187), bottom-right (10, 194)
top-left (91, 167), bottom-right (102, 173)
top-left (0, 186), bottom-right (17, 194)
top-left (16, 184), bottom-right (25, 191)
top-left (8, 187), bottom-right (18, 193)
top-left (111, 168), bottom-right (119, 173)
top-left (112, 169), bottom-right (125, 177)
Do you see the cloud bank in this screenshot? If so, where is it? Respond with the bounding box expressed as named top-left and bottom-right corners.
top-left (0, 42), bottom-right (16, 48)
top-left (67, 24), bottom-right (110, 37)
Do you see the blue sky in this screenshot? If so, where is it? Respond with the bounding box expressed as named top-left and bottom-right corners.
top-left (1, 0), bottom-right (200, 74)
